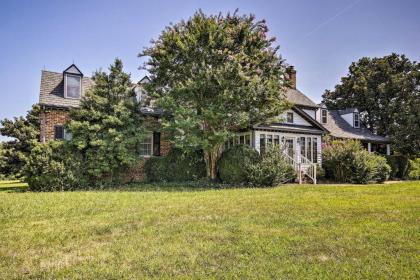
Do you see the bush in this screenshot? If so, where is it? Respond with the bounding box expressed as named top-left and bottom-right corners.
top-left (22, 141), bottom-right (86, 191)
top-left (316, 164), bottom-right (325, 180)
top-left (247, 145), bottom-right (296, 187)
top-left (323, 140), bottom-right (391, 184)
top-left (408, 158), bottom-right (420, 180)
top-left (371, 155), bottom-right (392, 182)
top-left (144, 148), bottom-right (206, 182)
top-left (385, 155), bottom-right (410, 179)
top-left (218, 145), bottom-right (260, 184)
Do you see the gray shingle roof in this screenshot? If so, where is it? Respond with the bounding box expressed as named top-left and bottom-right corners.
top-left (39, 70), bottom-right (94, 108)
top-left (323, 110), bottom-right (390, 143)
top-left (338, 108), bottom-right (358, 115)
top-left (285, 88), bottom-right (319, 108)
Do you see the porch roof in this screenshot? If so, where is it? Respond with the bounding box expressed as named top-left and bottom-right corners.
top-left (253, 124), bottom-right (324, 135)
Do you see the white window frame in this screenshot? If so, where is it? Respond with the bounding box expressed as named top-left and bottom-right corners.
top-left (64, 74), bottom-right (82, 99)
top-left (287, 112), bottom-right (294, 123)
top-left (354, 113), bottom-right (360, 128)
top-left (64, 128), bottom-right (72, 140)
top-left (224, 132), bottom-right (252, 150)
top-left (139, 134), bottom-right (153, 157)
top-left (321, 109), bottom-right (327, 124)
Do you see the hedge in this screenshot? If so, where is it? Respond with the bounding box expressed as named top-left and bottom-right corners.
top-left (144, 148), bottom-right (206, 182)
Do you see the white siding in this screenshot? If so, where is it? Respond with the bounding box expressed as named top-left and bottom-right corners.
top-left (303, 109), bottom-right (316, 119)
top-left (279, 109), bottom-right (311, 126)
top-left (315, 108), bottom-right (321, 123)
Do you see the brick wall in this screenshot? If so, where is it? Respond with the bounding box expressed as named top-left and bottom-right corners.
top-left (40, 108), bottom-right (70, 142)
top-left (40, 107), bottom-right (173, 182)
top-left (160, 134), bottom-right (171, 156)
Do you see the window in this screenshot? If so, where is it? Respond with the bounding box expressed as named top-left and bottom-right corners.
top-left (140, 135), bottom-right (153, 156)
top-left (153, 132), bottom-right (161, 156)
top-left (354, 113), bottom-right (360, 128)
top-left (307, 137), bottom-right (312, 161)
top-left (287, 112), bottom-right (294, 123)
top-left (300, 137), bottom-right (306, 159)
top-left (313, 138), bottom-right (318, 163)
top-left (267, 135), bottom-right (273, 146)
top-left (245, 134), bottom-right (251, 146)
top-left (274, 135), bottom-right (280, 146)
top-left (285, 138), bottom-right (294, 158)
top-left (260, 134), bottom-right (266, 153)
top-left (65, 74), bottom-right (81, 99)
top-left (54, 125), bottom-right (64, 140)
top-left (321, 109), bottom-right (327, 124)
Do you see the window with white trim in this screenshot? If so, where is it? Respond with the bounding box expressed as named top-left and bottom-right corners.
top-left (65, 74), bottom-right (81, 99)
top-left (354, 113), bottom-right (360, 128)
top-left (321, 109), bottom-right (327, 124)
top-left (140, 135), bottom-right (153, 156)
top-left (287, 112), bottom-right (294, 123)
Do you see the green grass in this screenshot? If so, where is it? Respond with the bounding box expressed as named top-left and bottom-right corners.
top-left (0, 181), bottom-right (419, 279)
top-left (0, 180), bottom-right (28, 192)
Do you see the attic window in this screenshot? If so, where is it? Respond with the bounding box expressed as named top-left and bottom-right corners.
top-left (287, 112), bottom-right (294, 123)
top-left (321, 109), bottom-right (327, 124)
top-left (354, 113), bottom-right (360, 128)
top-left (64, 74), bottom-right (81, 99)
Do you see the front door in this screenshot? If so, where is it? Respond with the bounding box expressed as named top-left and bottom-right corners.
top-left (283, 137), bottom-right (295, 159)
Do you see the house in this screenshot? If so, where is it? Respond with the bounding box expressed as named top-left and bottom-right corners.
top-left (38, 64), bottom-right (391, 183)
top-left (318, 104), bottom-right (391, 155)
top-left (38, 64), bottom-right (170, 160)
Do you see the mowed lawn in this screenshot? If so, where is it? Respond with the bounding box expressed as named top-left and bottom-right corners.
top-left (0, 181), bottom-right (419, 279)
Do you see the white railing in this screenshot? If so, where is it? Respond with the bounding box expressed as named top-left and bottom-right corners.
top-left (298, 154), bottom-right (317, 184)
top-left (280, 147), bottom-right (317, 184)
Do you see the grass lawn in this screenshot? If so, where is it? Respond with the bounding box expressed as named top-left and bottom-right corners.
top-left (0, 181), bottom-right (419, 279)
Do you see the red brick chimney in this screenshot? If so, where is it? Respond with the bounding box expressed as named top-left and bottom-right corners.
top-left (286, 66), bottom-right (296, 89)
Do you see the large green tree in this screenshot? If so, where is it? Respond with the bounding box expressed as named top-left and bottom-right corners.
top-left (0, 105), bottom-right (40, 177)
top-left (67, 59), bottom-right (147, 183)
top-left (141, 10), bottom-right (290, 179)
top-left (323, 53), bottom-right (420, 156)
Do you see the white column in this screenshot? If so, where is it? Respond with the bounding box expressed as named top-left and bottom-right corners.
top-left (367, 142), bottom-right (371, 153)
top-left (386, 144), bottom-right (391, 155)
top-left (296, 139), bottom-right (301, 163)
top-left (255, 131), bottom-right (260, 153)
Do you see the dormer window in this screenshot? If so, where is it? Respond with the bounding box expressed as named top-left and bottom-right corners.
top-left (321, 109), bottom-right (327, 124)
top-left (354, 113), bottom-right (360, 128)
top-left (63, 64), bottom-right (83, 99)
top-left (65, 74), bottom-right (81, 99)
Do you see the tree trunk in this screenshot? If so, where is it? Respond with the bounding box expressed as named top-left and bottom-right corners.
top-left (204, 145), bottom-right (222, 181)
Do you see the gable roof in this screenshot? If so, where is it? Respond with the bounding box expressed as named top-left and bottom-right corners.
top-left (39, 70), bottom-right (94, 108)
top-left (285, 88), bottom-right (319, 108)
top-left (63, 64), bottom-right (83, 76)
top-left (323, 110), bottom-right (390, 143)
top-left (292, 106), bottom-right (328, 133)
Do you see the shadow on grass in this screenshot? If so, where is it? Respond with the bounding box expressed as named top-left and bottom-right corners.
top-left (0, 181), bottom-right (29, 193)
top-left (97, 181), bottom-right (242, 193)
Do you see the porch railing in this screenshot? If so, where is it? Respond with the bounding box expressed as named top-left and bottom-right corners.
top-left (298, 154), bottom-right (317, 184)
top-left (280, 147), bottom-right (317, 185)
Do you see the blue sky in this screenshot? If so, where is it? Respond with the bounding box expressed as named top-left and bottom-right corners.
top-left (0, 0), bottom-right (419, 141)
